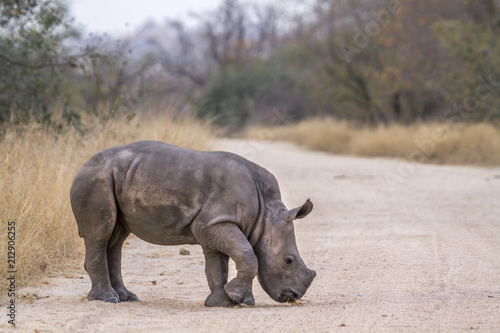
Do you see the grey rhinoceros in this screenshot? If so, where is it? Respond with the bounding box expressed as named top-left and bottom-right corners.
top-left (70, 140), bottom-right (316, 307)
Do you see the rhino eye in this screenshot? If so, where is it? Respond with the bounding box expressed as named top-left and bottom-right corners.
top-left (285, 257), bottom-right (293, 265)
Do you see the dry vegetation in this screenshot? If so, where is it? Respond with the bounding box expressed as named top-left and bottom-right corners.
top-left (244, 118), bottom-right (500, 166)
top-left (0, 111), bottom-right (214, 288)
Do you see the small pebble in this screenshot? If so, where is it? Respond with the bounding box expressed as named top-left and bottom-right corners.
top-left (179, 248), bottom-right (190, 255)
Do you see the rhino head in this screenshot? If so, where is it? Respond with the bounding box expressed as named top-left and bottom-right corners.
top-left (254, 199), bottom-right (316, 303)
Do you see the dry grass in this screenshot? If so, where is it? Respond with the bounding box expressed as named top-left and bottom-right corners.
top-left (244, 117), bottom-right (500, 166)
top-left (0, 111), bottom-right (214, 288)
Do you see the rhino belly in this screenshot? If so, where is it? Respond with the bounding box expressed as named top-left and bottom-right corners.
top-left (116, 199), bottom-right (200, 246)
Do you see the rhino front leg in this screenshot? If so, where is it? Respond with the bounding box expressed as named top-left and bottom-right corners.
top-left (203, 248), bottom-right (237, 307)
top-left (195, 223), bottom-right (257, 306)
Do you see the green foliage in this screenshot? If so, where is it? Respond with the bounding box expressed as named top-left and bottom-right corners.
top-left (195, 56), bottom-right (303, 130)
top-left (2, 0), bottom-right (500, 130)
top-left (0, 0), bottom-right (80, 122)
top-left (0, 0), bottom-right (140, 127)
top-left (195, 62), bottom-right (264, 129)
top-left (435, 20), bottom-right (500, 121)
top-left (196, 43), bottom-right (323, 130)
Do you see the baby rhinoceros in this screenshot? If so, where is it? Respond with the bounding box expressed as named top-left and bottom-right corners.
top-left (70, 140), bottom-right (316, 307)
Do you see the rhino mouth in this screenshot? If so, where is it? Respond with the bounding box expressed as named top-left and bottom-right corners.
top-left (278, 288), bottom-right (303, 303)
top-left (277, 269), bottom-right (317, 303)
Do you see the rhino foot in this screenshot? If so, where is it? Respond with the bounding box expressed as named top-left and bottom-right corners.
top-left (103, 297), bottom-right (119, 303)
top-left (115, 288), bottom-right (140, 302)
top-left (224, 280), bottom-right (255, 306)
top-left (205, 290), bottom-right (238, 307)
top-left (88, 286), bottom-right (120, 303)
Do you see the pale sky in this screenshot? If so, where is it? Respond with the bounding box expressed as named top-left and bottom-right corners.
top-left (70, 0), bottom-right (275, 35)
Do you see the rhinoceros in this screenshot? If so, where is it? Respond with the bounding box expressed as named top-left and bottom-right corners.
top-left (70, 140), bottom-right (316, 307)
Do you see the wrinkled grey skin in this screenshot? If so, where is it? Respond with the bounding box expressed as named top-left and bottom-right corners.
top-left (70, 140), bottom-right (316, 306)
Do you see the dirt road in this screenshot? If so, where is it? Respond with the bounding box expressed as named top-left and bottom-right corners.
top-left (6, 139), bottom-right (500, 332)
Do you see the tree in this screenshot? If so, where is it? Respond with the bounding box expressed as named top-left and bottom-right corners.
top-left (435, 17), bottom-right (500, 121)
top-left (0, 0), bottom-right (84, 121)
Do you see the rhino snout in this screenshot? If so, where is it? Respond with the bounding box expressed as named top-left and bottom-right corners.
top-left (278, 269), bottom-right (316, 303)
top-left (279, 289), bottom-right (301, 303)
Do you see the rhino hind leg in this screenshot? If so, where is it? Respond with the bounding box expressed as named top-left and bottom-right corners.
top-left (195, 223), bottom-right (257, 306)
top-left (107, 225), bottom-right (140, 302)
top-left (84, 237), bottom-right (120, 303)
top-left (203, 248), bottom-right (237, 307)
top-left (72, 170), bottom-right (121, 303)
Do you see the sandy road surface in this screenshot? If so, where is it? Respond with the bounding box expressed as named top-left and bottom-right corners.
top-left (4, 139), bottom-right (500, 332)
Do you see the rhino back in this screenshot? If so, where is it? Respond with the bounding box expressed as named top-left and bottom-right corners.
top-left (93, 141), bottom-right (262, 245)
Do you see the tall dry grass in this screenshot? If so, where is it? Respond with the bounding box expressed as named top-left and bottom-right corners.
top-left (244, 117), bottom-right (500, 166)
top-left (0, 111), bottom-right (214, 288)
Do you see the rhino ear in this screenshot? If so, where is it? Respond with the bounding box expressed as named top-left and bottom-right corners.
top-left (284, 198), bottom-right (313, 221)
